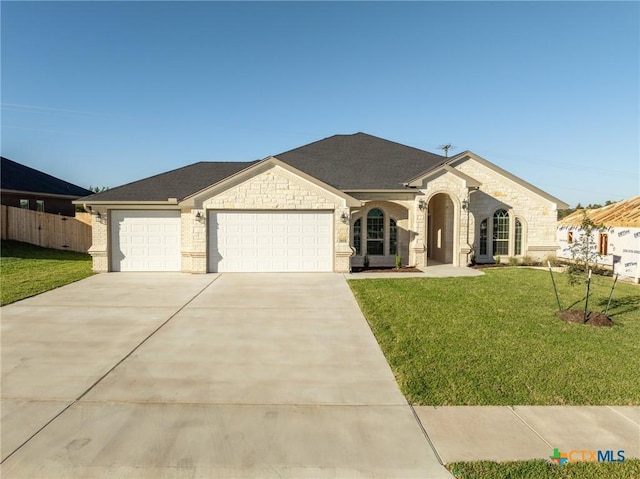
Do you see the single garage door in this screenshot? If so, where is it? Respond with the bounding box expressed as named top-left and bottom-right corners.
top-left (111, 210), bottom-right (181, 272)
top-left (209, 211), bottom-right (333, 272)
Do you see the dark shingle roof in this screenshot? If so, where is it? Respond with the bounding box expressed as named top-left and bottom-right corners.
top-left (80, 133), bottom-right (447, 202)
top-left (1, 157), bottom-right (93, 197)
top-left (275, 133), bottom-right (447, 189)
top-left (82, 161), bottom-right (257, 202)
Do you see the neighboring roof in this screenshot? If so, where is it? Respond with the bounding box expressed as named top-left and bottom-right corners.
top-left (79, 161), bottom-right (257, 202)
top-left (559, 196), bottom-right (640, 228)
top-left (275, 133), bottom-right (448, 189)
top-left (1, 157), bottom-right (92, 197)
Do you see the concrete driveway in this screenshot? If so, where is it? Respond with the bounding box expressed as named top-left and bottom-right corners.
top-left (1, 273), bottom-right (450, 478)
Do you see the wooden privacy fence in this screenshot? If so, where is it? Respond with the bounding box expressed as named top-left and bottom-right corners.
top-left (1, 205), bottom-right (92, 253)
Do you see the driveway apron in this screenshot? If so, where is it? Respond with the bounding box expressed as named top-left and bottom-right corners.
top-left (1, 273), bottom-right (449, 478)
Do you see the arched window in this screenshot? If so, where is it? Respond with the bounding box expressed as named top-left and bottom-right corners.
top-left (367, 208), bottom-right (384, 255)
top-left (493, 209), bottom-right (509, 256)
top-left (479, 219), bottom-right (488, 255)
top-left (515, 218), bottom-right (523, 256)
top-left (389, 218), bottom-right (398, 255)
top-left (353, 218), bottom-right (362, 255)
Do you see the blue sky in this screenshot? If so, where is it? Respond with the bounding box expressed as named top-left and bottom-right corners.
top-left (2, 1), bottom-right (638, 208)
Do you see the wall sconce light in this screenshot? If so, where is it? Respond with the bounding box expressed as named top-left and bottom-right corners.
top-left (418, 199), bottom-right (427, 211)
top-left (94, 211), bottom-right (106, 224)
top-left (462, 199), bottom-right (469, 211)
top-left (340, 212), bottom-right (350, 223)
top-left (195, 211), bottom-right (206, 222)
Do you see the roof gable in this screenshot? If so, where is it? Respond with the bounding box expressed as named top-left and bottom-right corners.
top-left (181, 157), bottom-right (360, 208)
top-left (1, 157), bottom-right (92, 197)
top-left (447, 151), bottom-right (569, 209)
top-left (406, 164), bottom-right (482, 189)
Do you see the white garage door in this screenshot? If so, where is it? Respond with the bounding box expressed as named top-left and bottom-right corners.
top-left (111, 210), bottom-right (181, 272)
top-left (209, 211), bottom-right (333, 272)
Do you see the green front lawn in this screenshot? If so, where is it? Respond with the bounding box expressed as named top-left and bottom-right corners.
top-left (1, 240), bottom-right (94, 306)
top-left (447, 459), bottom-right (640, 479)
top-left (349, 268), bottom-right (640, 405)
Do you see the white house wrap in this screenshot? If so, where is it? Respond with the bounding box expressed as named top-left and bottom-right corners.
top-left (557, 196), bottom-right (640, 283)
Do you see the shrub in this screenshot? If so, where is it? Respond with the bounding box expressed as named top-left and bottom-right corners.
top-left (395, 254), bottom-right (402, 269)
top-left (363, 255), bottom-right (370, 268)
top-left (543, 254), bottom-right (560, 267)
top-left (508, 256), bottom-right (520, 266)
top-left (521, 255), bottom-right (535, 266)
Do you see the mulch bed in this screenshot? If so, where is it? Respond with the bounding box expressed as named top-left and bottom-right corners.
top-left (351, 266), bottom-right (423, 273)
top-left (557, 309), bottom-right (614, 327)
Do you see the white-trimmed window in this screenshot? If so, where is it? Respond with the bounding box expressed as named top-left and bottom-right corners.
top-left (479, 210), bottom-right (525, 257)
top-left (515, 218), bottom-right (523, 256)
top-left (479, 219), bottom-right (488, 255)
top-left (492, 209), bottom-right (510, 255)
top-left (389, 218), bottom-right (398, 255)
top-left (353, 218), bottom-right (362, 255)
top-left (352, 208), bottom-right (399, 257)
top-left (366, 208), bottom-right (384, 255)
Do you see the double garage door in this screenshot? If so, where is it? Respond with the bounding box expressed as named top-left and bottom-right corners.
top-left (111, 210), bottom-right (333, 272)
top-left (209, 211), bottom-right (333, 272)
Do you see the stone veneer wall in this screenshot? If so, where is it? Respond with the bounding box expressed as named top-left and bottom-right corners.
top-left (181, 209), bottom-right (207, 273)
top-left (89, 158), bottom-right (559, 273)
top-left (347, 192), bottom-right (419, 268)
top-left (414, 172), bottom-right (468, 267)
top-left (455, 158), bottom-right (560, 262)
top-left (88, 210), bottom-right (109, 272)
top-left (193, 165), bottom-right (351, 273)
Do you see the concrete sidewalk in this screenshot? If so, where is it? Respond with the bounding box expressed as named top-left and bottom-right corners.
top-left (345, 263), bottom-right (484, 280)
top-left (414, 405), bottom-right (640, 464)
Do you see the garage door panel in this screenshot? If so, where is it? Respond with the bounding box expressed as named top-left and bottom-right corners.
top-left (209, 211), bottom-right (333, 272)
top-left (111, 211), bottom-right (181, 272)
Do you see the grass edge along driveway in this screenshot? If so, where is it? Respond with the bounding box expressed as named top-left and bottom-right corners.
top-left (1, 240), bottom-right (94, 306)
top-left (446, 458), bottom-right (640, 479)
top-left (348, 268), bottom-right (640, 406)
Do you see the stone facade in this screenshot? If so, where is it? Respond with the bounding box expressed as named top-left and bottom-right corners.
top-left (88, 209), bottom-right (109, 272)
top-left (348, 194), bottom-right (414, 268)
top-left (181, 209), bottom-right (207, 273)
top-left (195, 164), bottom-right (351, 273)
top-left (346, 157), bottom-right (561, 269)
top-left (88, 154), bottom-right (562, 273)
top-left (455, 157), bottom-right (560, 263)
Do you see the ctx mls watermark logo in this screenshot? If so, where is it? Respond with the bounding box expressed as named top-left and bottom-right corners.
top-left (549, 448), bottom-right (625, 465)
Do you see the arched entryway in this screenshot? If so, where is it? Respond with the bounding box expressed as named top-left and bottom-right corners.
top-left (427, 193), bottom-right (455, 264)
